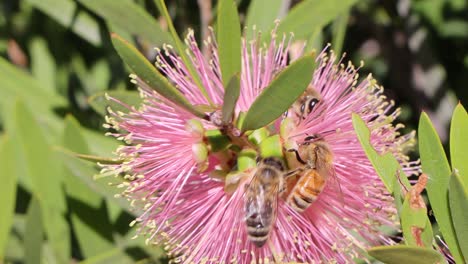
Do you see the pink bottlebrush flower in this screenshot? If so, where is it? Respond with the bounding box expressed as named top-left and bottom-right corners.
top-left (102, 26), bottom-right (417, 263)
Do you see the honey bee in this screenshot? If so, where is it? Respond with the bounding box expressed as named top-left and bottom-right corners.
top-left (286, 85), bottom-right (321, 119)
top-left (244, 157), bottom-right (286, 247)
top-left (286, 135), bottom-right (336, 213)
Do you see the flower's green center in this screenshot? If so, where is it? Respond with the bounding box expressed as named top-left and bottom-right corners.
top-left (186, 117), bottom-right (293, 193)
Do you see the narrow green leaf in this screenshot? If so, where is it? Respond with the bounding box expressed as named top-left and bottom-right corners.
top-left (352, 113), bottom-right (400, 192)
top-left (0, 58), bottom-right (64, 151)
top-left (79, 248), bottom-right (134, 264)
top-left (222, 74), bottom-right (240, 124)
top-left (88, 91), bottom-right (142, 117)
top-left (82, 129), bottom-right (120, 158)
top-left (331, 11), bottom-right (349, 55)
top-left (449, 171), bottom-right (468, 262)
top-left (26, 0), bottom-right (101, 46)
top-left (245, 0), bottom-right (283, 37)
top-left (57, 151), bottom-right (137, 215)
top-left (217, 0), bottom-right (241, 87)
top-left (13, 101), bottom-right (67, 213)
top-left (450, 103), bottom-right (468, 187)
top-left (419, 112), bottom-right (463, 263)
top-left (305, 28), bottom-right (324, 54)
top-left (274, 0), bottom-right (358, 41)
top-left (111, 34), bottom-right (205, 118)
top-left (4, 215), bottom-right (26, 261)
top-left (71, 55), bottom-right (110, 95)
top-left (154, 0), bottom-right (212, 103)
top-left (63, 116), bottom-right (115, 258)
top-left (89, 60), bottom-right (112, 94)
top-left (368, 245), bottom-right (446, 264)
top-left (55, 146), bottom-right (123, 165)
top-left (0, 57), bottom-right (118, 158)
top-left (29, 37), bottom-right (56, 93)
top-left (392, 174), bottom-right (404, 213)
top-left (79, 232), bottom-right (165, 264)
top-left (0, 136), bottom-right (17, 259)
top-left (63, 116), bottom-right (100, 206)
top-left (76, 0), bottom-right (172, 46)
top-left (241, 54), bottom-right (315, 131)
top-left (0, 57), bottom-right (65, 109)
top-left (13, 101), bottom-right (70, 263)
top-left (400, 195), bottom-right (433, 248)
top-left (25, 198), bottom-right (43, 264)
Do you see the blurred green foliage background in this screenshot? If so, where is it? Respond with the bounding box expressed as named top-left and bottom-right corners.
top-left (0, 0), bottom-right (467, 263)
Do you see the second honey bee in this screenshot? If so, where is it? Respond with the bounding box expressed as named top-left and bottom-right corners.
top-left (286, 135), bottom-right (336, 213)
top-left (244, 157), bottom-right (286, 247)
top-left (289, 85), bottom-right (321, 119)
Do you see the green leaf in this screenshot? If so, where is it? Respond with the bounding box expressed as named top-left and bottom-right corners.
top-left (79, 233), bottom-right (165, 264)
top-left (352, 113), bottom-right (400, 192)
top-left (392, 173), bottom-right (404, 213)
top-left (63, 116), bottom-right (115, 258)
top-left (245, 0), bottom-right (283, 37)
top-left (450, 103), bottom-right (468, 187)
top-left (57, 150), bottom-right (137, 215)
top-left (79, 248), bottom-right (136, 264)
top-left (217, 0), bottom-right (241, 87)
top-left (222, 74), bottom-right (240, 124)
top-left (305, 28), bottom-right (324, 54)
top-left (154, 0), bottom-right (212, 103)
top-left (241, 54), bottom-right (315, 131)
top-left (63, 116), bottom-right (100, 206)
top-left (5, 215), bottom-right (26, 261)
top-left (13, 101), bottom-right (66, 213)
top-left (26, 0), bottom-right (101, 46)
top-left (331, 11), bottom-right (349, 55)
top-left (71, 55), bottom-right (110, 95)
top-left (111, 34), bottom-right (205, 118)
top-left (76, 0), bottom-right (172, 47)
top-left (368, 245), bottom-right (446, 264)
top-left (400, 195), bottom-right (433, 248)
top-left (419, 112), bottom-right (462, 263)
top-left (88, 90), bottom-right (142, 117)
top-left (449, 171), bottom-right (468, 262)
top-left (0, 136), bottom-right (17, 259)
top-left (82, 129), bottom-right (120, 158)
top-left (0, 57), bottom-right (118, 157)
top-left (29, 37), bottom-right (56, 93)
top-left (0, 57), bottom-right (65, 110)
top-left (274, 0), bottom-right (358, 41)
top-left (25, 198), bottom-right (43, 264)
top-left (12, 101), bottom-right (70, 263)
top-left (55, 146), bottom-right (123, 165)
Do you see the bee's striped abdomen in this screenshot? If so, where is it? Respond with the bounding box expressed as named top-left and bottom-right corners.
top-left (287, 170), bottom-right (326, 213)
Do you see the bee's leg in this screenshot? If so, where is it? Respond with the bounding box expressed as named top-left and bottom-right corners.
top-left (284, 167), bottom-right (303, 179)
top-left (287, 149), bottom-right (307, 165)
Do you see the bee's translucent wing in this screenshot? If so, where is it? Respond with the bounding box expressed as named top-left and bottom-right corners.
top-left (243, 170), bottom-right (262, 222)
top-left (327, 163), bottom-right (345, 205)
top-left (243, 169), bottom-right (280, 228)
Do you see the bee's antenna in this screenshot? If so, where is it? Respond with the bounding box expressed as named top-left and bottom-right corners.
top-left (303, 129), bottom-right (338, 143)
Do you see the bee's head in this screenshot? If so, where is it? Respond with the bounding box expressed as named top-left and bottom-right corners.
top-left (261, 157), bottom-right (285, 171)
top-left (300, 97), bottom-right (320, 115)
